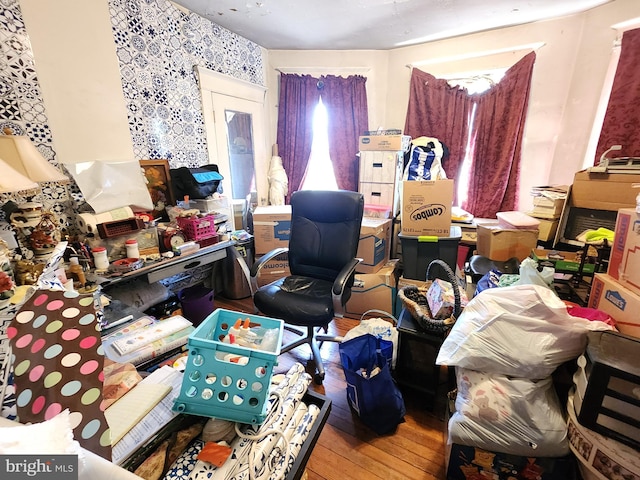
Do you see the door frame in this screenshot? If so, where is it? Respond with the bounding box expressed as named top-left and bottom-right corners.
top-left (195, 66), bottom-right (269, 207)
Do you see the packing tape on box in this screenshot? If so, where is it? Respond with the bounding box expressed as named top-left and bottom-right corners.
top-left (76, 206), bottom-right (135, 234)
top-left (567, 393), bottom-right (640, 480)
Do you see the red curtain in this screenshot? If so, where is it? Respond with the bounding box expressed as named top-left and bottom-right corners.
top-left (404, 68), bottom-right (474, 191)
top-left (276, 74), bottom-right (321, 198)
top-left (595, 27), bottom-right (640, 164)
top-left (322, 75), bottom-right (369, 191)
top-left (465, 51), bottom-right (536, 218)
top-left (404, 52), bottom-right (536, 218)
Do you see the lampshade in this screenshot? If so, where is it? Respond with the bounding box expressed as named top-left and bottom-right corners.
top-left (0, 157), bottom-right (39, 193)
top-left (0, 131), bottom-right (68, 183)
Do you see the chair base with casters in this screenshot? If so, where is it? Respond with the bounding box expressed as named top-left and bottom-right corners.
top-left (248, 190), bottom-right (365, 385)
top-left (278, 323), bottom-right (343, 384)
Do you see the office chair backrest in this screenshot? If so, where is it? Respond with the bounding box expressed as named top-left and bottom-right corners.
top-left (288, 190), bottom-right (364, 282)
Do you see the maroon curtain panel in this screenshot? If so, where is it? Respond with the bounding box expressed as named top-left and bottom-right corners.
top-left (595, 27), bottom-right (640, 164)
top-left (276, 74), bottom-right (321, 198)
top-left (322, 75), bottom-right (369, 191)
top-left (404, 68), bottom-right (474, 189)
top-left (464, 51), bottom-right (536, 218)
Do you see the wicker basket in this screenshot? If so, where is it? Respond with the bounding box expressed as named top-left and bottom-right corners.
top-left (398, 259), bottom-right (461, 333)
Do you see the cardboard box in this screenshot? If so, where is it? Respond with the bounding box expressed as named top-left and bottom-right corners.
top-left (476, 222), bottom-right (538, 261)
top-left (589, 273), bottom-right (640, 338)
top-left (345, 260), bottom-right (398, 319)
top-left (358, 150), bottom-right (401, 183)
top-left (536, 218), bottom-right (559, 242)
top-left (356, 217), bottom-right (392, 274)
top-left (401, 179), bottom-right (454, 237)
top-left (252, 205), bottom-right (291, 255)
top-left (256, 252), bottom-right (290, 287)
top-left (571, 170), bottom-right (640, 211)
top-left (531, 247), bottom-right (595, 274)
top-left (608, 208), bottom-right (640, 296)
top-left (358, 134), bottom-right (410, 151)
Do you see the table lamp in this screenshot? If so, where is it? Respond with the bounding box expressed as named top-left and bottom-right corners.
top-left (0, 158), bottom-right (39, 194)
top-left (0, 128), bottom-right (68, 184)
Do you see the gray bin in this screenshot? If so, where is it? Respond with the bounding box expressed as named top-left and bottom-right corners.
top-left (221, 237), bottom-right (254, 299)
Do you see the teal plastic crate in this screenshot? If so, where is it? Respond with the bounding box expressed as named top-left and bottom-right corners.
top-left (172, 308), bottom-right (284, 424)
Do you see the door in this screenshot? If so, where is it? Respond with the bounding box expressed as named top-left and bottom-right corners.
top-left (196, 66), bottom-right (269, 229)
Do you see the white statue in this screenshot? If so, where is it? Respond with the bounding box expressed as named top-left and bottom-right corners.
top-left (268, 154), bottom-right (288, 206)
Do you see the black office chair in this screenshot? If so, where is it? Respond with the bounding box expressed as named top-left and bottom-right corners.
top-left (249, 190), bottom-right (364, 384)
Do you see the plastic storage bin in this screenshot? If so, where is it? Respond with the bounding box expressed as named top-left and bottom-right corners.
top-left (178, 284), bottom-right (214, 327)
top-left (399, 226), bottom-right (461, 280)
top-left (173, 308), bottom-right (284, 424)
top-left (177, 214), bottom-right (217, 241)
top-left (573, 330), bottom-right (640, 451)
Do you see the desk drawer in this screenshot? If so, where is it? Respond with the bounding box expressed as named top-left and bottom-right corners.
top-left (146, 249), bottom-right (225, 283)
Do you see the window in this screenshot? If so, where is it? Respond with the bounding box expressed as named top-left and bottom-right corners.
top-left (444, 71), bottom-right (504, 207)
top-left (300, 97), bottom-right (338, 191)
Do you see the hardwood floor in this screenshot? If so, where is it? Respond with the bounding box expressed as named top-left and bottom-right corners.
top-left (213, 295), bottom-right (449, 480)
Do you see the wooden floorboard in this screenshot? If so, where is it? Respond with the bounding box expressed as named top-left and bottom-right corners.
top-left (213, 294), bottom-right (448, 480)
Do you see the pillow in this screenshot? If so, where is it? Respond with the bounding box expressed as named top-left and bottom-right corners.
top-left (0, 409), bottom-right (82, 456)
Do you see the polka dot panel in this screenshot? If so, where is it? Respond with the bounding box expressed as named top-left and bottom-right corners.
top-left (9, 289), bottom-right (111, 460)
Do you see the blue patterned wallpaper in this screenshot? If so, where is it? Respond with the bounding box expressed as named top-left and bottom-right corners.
top-left (0, 0), bottom-right (71, 227)
top-left (0, 0), bottom-right (265, 229)
top-left (109, 0), bottom-right (264, 166)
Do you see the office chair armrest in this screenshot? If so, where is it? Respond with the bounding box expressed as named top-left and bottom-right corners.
top-left (331, 258), bottom-right (361, 316)
top-left (249, 247), bottom-right (289, 278)
top-left (249, 247), bottom-right (289, 296)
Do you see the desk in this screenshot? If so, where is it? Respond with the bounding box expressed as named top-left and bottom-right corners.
top-left (95, 239), bottom-right (233, 288)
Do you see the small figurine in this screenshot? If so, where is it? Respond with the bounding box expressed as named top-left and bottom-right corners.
top-left (268, 149), bottom-right (288, 206)
top-left (29, 211), bottom-right (61, 257)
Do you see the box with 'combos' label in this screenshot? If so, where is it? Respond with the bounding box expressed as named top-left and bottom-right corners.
top-left (401, 179), bottom-right (454, 237)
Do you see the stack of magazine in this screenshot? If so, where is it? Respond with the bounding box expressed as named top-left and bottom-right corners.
top-left (102, 315), bottom-right (194, 368)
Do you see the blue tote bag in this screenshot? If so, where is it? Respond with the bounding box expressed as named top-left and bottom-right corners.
top-left (339, 334), bottom-right (406, 434)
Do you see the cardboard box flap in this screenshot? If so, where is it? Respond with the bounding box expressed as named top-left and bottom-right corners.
top-left (571, 170), bottom-right (640, 211)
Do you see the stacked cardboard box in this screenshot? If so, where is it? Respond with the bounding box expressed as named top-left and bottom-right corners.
top-left (345, 260), bottom-right (398, 319)
top-left (476, 220), bottom-right (539, 261)
top-left (589, 207), bottom-right (640, 338)
top-left (527, 186), bottom-right (568, 243)
top-left (400, 179), bottom-right (454, 237)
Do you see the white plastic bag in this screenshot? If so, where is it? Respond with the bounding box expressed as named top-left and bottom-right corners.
top-left (436, 284), bottom-right (614, 379)
top-left (515, 257), bottom-right (554, 288)
top-left (342, 310), bottom-right (398, 368)
top-left (448, 367), bottom-right (569, 457)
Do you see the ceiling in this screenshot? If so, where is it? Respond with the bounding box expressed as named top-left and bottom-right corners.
top-left (172, 0), bottom-right (611, 51)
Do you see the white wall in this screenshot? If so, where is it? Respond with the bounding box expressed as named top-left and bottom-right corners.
top-left (19, 0), bottom-right (640, 214)
top-left (266, 0), bottom-right (640, 213)
top-left (19, 0), bottom-right (134, 164)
